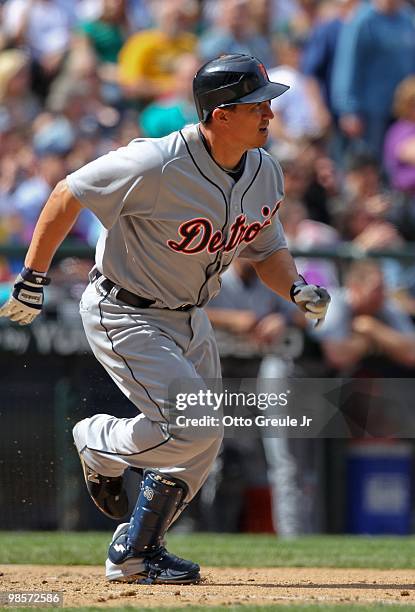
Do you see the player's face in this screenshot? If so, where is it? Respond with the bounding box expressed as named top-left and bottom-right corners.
top-left (227, 100), bottom-right (274, 148)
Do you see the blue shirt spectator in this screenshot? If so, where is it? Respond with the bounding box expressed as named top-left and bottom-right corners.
top-left (318, 287), bottom-right (415, 341)
top-left (314, 259), bottom-right (415, 372)
top-left (301, 17), bottom-right (342, 113)
top-left (199, 0), bottom-right (274, 68)
top-left (331, 0), bottom-right (415, 157)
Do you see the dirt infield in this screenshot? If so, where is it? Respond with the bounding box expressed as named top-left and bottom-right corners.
top-left (1, 565), bottom-right (415, 607)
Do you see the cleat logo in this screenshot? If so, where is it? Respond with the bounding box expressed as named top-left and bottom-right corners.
top-left (143, 486), bottom-right (154, 501)
top-left (113, 543), bottom-right (125, 553)
top-left (87, 472), bottom-right (100, 484)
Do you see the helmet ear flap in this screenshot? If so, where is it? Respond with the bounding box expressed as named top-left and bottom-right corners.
top-left (202, 110), bottom-right (213, 124)
top-left (193, 80), bottom-right (205, 121)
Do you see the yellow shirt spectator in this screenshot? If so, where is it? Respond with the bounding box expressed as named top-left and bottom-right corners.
top-left (118, 30), bottom-right (197, 98)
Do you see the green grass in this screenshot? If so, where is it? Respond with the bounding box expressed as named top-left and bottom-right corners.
top-left (1, 533), bottom-right (415, 569)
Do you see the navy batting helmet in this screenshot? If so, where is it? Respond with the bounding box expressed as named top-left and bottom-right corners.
top-left (193, 54), bottom-right (289, 122)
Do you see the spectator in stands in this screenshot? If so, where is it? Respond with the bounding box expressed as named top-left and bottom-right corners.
top-left (9, 152), bottom-right (69, 244)
top-left (2, 0), bottom-right (72, 100)
top-left (0, 49), bottom-right (39, 132)
top-left (302, 145), bottom-right (341, 225)
top-left (340, 152), bottom-right (406, 288)
top-left (280, 158), bottom-right (310, 199)
top-left (204, 259), bottom-right (303, 533)
top-left (139, 53), bottom-right (200, 138)
top-left (279, 198), bottom-right (340, 288)
top-left (75, 0), bottom-right (129, 67)
top-left (249, 0), bottom-right (274, 37)
top-left (207, 259), bottom-right (298, 347)
top-left (343, 199), bottom-right (403, 256)
top-left (0, 122), bottom-right (36, 249)
top-left (202, 0), bottom-right (306, 35)
top-left (273, 0), bottom-right (303, 26)
top-left (384, 75), bottom-right (415, 191)
top-left (70, 0), bottom-right (130, 106)
top-left (330, 0), bottom-right (415, 161)
top-left (4, 114), bottom-right (72, 243)
top-left (118, 0), bottom-right (198, 104)
top-left (301, 0), bottom-right (360, 116)
top-left (207, 260), bottom-right (325, 536)
top-left (393, 266), bottom-right (415, 320)
top-left (198, 0), bottom-right (274, 67)
top-left (278, 146), bottom-right (340, 226)
top-left (268, 32), bottom-right (331, 161)
top-left (315, 259), bottom-right (415, 373)
top-left (340, 153), bottom-right (403, 254)
top-left (47, 79), bottom-right (101, 134)
top-left (275, 0), bottom-right (329, 39)
top-left (124, 0), bottom-right (153, 31)
top-left (47, 71), bottom-right (126, 157)
top-left (0, 2), bottom-right (9, 53)
top-left (3, 111), bottom-right (97, 246)
top-left (383, 76), bottom-right (415, 239)
top-left (0, 152), bottom-right (22, 246)
top-left (342, 152), bottom-right (387, 207)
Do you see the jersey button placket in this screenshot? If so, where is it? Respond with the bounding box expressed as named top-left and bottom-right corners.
top-left (230, 187), bottom-right (242, 216)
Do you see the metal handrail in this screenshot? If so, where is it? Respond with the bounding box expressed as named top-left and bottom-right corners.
top-left (0, 242), bottom-right (414, 261)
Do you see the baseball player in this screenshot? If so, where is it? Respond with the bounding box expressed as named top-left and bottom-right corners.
top-left (0, 54), bottom-right (330, 584)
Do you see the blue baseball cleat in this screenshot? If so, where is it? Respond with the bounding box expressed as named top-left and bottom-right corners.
top-left (106, 522), bottom-right (200, 584)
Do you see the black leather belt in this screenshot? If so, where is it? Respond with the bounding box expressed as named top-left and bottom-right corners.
top-left (93, 271), bottom-right (193, 311)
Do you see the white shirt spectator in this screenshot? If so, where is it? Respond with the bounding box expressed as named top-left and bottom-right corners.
top-left (3, 0), bottom-right (70, 60)
top-left (269, 65), bottom-right (323, 140)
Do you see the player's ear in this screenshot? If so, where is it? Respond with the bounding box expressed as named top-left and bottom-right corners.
top-left (211, 107), bottom-right (231, 125)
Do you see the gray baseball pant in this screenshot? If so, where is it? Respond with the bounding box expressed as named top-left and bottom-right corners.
top-left (73, 279), bottom-right (223, 502)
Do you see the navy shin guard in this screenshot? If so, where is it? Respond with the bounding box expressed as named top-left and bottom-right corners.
top-left (127, 471), bottom-right (187, 555)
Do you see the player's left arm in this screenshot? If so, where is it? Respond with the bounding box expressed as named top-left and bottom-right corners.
top-left (252, 248), bottom-right (299, 300)
top-left (252, 248), bottom-right (331, 328)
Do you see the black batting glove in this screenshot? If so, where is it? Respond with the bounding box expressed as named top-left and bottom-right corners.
top-left (0, 267), bottom-right (51, 325)
top-left (290, 275), bottom-right (331, 329)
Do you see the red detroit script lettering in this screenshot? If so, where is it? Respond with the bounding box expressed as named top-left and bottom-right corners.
top-left (167, 202), bottom-right (281, 255)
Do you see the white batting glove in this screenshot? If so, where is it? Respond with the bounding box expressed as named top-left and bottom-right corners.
top-left (290, 276), bottom-right (331, 329)
top-left (0, 267), bottom-right (50, 325)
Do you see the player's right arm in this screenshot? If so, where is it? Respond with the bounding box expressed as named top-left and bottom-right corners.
top-left (0, 180), bottom-right (83, 325)
top-left (25, 180), bottom-right (83, 273)
top-left (0, 138), bottom-right (162, 325)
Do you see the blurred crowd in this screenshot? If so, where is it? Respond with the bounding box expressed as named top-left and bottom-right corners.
top-left (0, 3), bottom-right (412, 299)
top-left (1, 0), bottom-right (415, 363)
top-left (1, 0), bottom-right (415, 536)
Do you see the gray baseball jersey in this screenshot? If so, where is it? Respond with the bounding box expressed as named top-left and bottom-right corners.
top-left (66, 123), bottom-right (287, 310)
top-left (69, 123), bottom-right (288, 505)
